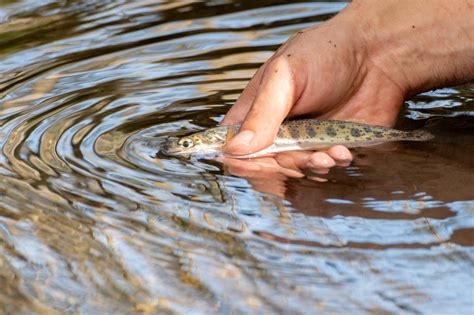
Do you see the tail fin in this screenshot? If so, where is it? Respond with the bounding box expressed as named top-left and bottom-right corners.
top-left (407, 129), bottom-right (434, 141)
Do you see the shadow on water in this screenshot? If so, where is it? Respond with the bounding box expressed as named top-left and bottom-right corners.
top-left (0, 0), bottom-right (473, 314)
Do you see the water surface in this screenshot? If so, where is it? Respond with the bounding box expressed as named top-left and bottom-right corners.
top-left (0, 1), bottom-right (473, 314)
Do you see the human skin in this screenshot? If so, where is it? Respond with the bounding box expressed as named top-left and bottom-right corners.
top-left (221, 0), bottom-right (474, 174)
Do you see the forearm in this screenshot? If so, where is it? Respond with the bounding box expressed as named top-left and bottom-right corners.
top-left (337, 0), bottom-right (474, 96)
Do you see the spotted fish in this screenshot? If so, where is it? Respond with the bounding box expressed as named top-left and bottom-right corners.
top-left (161, 119), bottom-right (433, 158)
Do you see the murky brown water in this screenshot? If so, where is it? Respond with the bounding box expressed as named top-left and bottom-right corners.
top-left (0, 1), bottom-right (473, 314)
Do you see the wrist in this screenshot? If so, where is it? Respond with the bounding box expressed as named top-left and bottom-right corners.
top-left (341, 0), bottom-right (474, 96)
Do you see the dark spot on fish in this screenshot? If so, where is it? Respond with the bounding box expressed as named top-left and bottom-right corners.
top-left (412, 25), bottom-right (416, 29)
top-left (374, 131), bottom-right (384, 138)
top-left (305, 125), bottom-right (317, 137)
top-left (287, 53), bottom-right (291, 57)
top-left (345, 136), bottom-right (350, 141)
top-left (290, 127), bottom-right (300, 138)
top-left (320, 137), bottom-right (325, 141)
top-left (351, 128), bottom-right (361, 137)
top-left (366, 137), bottom-right (373, 141)
top-left (326, 127), bottom-right (337, 137)
top-left (389, 132), bottom-right (399, 137)
top-left (277, 128), bottom-right (286, 138)
top-left (339, 124), bottom-right (346, 129)
top-left (363, 126), bottom-right (372, 133)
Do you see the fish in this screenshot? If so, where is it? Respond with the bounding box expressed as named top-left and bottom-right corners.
top-left (161, 119), bottom-right (433, 158)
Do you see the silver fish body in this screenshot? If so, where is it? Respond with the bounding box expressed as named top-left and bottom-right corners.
top-left (162, 119), bottom-right (433, 158)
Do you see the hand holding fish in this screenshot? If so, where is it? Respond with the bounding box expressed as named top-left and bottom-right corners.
top-left (222, 0), bottom-right (474, 170)
top-left (163, 119), bottom-right (432, 179)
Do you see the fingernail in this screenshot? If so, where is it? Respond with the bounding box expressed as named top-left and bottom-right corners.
top-left (224, 130), bottom-right (254, 153)
top-left (308, 152), bottom-right (336, 168)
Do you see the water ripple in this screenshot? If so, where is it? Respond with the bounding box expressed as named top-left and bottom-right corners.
top-left (0, 1), bottom-right (473, 314)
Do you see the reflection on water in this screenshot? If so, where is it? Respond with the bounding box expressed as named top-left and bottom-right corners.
top-left (0, 0), bottom-right (473, 313)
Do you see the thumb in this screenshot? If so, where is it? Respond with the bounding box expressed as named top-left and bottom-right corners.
top-left (223, 58), bottom-right (296, 155)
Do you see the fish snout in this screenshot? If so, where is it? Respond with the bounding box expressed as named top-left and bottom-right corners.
top-left (161, 137), bottom-right (179, 155)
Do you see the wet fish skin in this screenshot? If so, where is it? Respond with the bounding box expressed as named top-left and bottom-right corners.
top-left (162, 119), bottom-right (433, 158)
top-left (162, 125), bottom-right (239, 156)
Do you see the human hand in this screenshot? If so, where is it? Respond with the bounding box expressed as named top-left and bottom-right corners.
top-left (222, 0), bottom-right (474, 170)
top-left (222, 145), bottom-right (352, 184)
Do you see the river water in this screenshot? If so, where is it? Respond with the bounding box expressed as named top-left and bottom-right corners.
top-left (0, 1), bottom-right (473, 314)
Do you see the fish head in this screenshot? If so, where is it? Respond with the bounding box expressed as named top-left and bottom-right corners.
top-left (161, 126), bottom-right (231, 156)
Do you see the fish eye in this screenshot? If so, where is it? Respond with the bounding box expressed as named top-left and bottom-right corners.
top-left (178, 138), bottom-right (194, 148)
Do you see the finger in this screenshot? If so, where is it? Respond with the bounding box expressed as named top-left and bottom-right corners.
top-left (275, 151), bottom-right (312, 170)
top-left (250, 157), bottom-right (304, 178)
top-left (309, 168), bottom-right (329, 175)
top-left (223, 156), bottom-right (303, 179)
top-left (326, 145), bottom-right (353, 167)
top-left (306, 152), bottom-right (336, 169)
top-left (224, 57), bottom-right (296, 155)
top-left (274, 165), bottom-right (305, 178)
top-left (221, 65), bottom-right (266, 126)
top-left (241, 177), bottom-right (287, 199)
top-left (222, 157), bottom-right (262, 172)
top-left (308, 176), bottom-right (328, 183)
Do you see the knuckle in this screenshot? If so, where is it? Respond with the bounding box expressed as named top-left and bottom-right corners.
top-left (267, 56), bottom-right (289, 73)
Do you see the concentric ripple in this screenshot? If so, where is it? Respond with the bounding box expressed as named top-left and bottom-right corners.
top-left (0, 1), bottom-right (473, 314)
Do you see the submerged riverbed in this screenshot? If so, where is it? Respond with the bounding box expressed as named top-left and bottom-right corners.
top-left (0, 1), bottom-right (473, 314)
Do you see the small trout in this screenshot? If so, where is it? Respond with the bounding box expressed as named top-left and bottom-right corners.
top-left (162, 119), bottom-right (433, 158)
